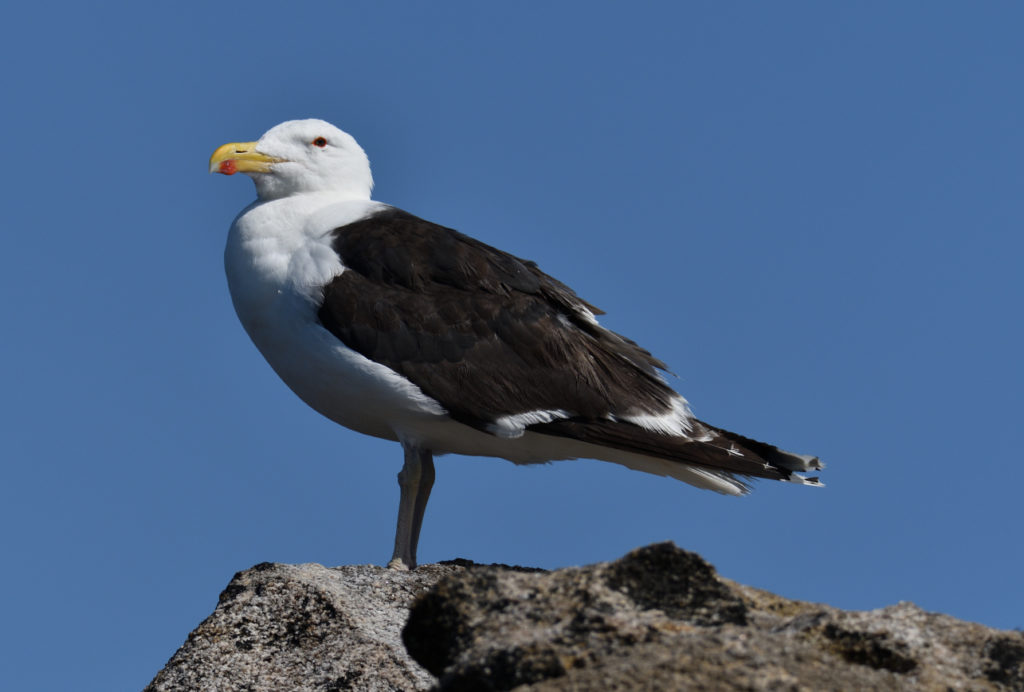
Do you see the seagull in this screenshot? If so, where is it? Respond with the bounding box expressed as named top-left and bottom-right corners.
top-left (209, 119), bottom-right (823, 569)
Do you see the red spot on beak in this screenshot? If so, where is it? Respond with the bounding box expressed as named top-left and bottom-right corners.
top-left (218, 160), bottom-right (238, 175)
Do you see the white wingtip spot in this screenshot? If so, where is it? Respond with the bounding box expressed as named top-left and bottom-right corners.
top-left (786, 473), bottom-right (824, 487)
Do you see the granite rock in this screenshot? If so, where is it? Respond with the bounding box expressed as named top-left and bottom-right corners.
top-left (403, 543), bottom-right (1023, 691)
top-left (147, 544), bottom-right (1023, 691)
top-left (145, 562), bottom-right (460, 692)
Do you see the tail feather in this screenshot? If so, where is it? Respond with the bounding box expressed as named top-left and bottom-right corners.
top-left (530, 417), bottom-right (823, 487)
top-left (701, 422), bottom-right (824, 474)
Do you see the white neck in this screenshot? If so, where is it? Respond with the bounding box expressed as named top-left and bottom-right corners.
top-left (225, 193), bottom-right (383, 326)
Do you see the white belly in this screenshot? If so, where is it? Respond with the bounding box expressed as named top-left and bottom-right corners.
top-left (240, 287), bottom-right (449, 442)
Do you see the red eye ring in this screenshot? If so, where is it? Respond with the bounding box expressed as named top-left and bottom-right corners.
top-left (312, 137), bottom-right (328, 148)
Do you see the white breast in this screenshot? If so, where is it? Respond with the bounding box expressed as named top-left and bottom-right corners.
top-left (224, 194), bottom-right (447, 442)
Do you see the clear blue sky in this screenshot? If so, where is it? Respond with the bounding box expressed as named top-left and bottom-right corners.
top-left (2, 3), bottom-right (1022, 690)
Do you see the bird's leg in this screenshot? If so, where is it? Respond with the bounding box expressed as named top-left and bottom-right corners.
top-left (387, 444), bottom-right (435, 570)
top-left (409, 449), bottom-right (435, 562)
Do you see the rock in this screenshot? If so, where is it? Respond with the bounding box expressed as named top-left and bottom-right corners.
top-left (145, 562), bottom-right (461, 692)
top-left (403, 543), bottom-right (1024, 691)
top-left (147, 544), bottom-right (1024, 691)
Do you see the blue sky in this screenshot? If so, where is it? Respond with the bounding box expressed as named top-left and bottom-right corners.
top-left (2, 2), bottom-right (1022, 690)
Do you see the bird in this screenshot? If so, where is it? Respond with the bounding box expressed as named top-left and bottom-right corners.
top-left (209, 119), bottom-right (823, 569)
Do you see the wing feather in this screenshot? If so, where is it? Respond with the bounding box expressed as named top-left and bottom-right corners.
top-left (317, 207), bottom-right (675, 431)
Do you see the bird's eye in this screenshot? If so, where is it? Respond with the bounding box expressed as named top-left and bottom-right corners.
top-left (312, 137), bottom-right (328, 148)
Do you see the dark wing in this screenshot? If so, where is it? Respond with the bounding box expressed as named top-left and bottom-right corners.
top-left (317, 207), bottom-right (677, 431)
top-left (318, 207), bottom-right (822, 484)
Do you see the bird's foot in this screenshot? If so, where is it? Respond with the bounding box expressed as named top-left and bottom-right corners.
top-left (386, 557), bottom-right (412, 571)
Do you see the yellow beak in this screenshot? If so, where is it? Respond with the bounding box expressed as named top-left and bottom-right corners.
top-left (209, 141), bottom-right (285, 175)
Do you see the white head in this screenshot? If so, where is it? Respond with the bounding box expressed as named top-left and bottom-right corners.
top-left (209, 119), bottom-right (374, 201)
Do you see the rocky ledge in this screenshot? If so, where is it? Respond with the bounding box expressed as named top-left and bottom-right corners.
top-left (146, 543), bottom-right (1023, 691)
